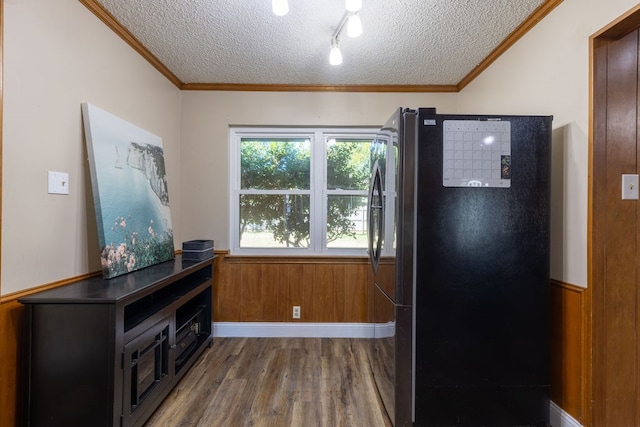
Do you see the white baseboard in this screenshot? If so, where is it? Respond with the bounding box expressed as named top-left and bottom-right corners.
top-left (550, 401), bottom-right (582, 427)
top-left (213, 322), bottom-right (374, 338)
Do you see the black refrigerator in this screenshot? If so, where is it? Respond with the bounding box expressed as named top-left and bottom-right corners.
top-left (367, 107), bottom-right (551, 426)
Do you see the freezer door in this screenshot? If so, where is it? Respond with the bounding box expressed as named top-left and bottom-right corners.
top-left (413, 111), bottom-right (552, 425)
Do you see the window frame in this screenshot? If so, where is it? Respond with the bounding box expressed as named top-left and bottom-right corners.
top-left (229, 127), bottom-right (377, 256)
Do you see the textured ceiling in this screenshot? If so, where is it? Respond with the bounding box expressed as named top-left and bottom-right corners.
top-left (89, 0), bottom-right (558, 90)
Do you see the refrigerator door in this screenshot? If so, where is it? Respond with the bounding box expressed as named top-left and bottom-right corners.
top-left (368, 108), bottom-right (418, 427)
top-left (368, 109), bottom-right (400, 426)
top-left (371, 283), bottom-right (396, 422)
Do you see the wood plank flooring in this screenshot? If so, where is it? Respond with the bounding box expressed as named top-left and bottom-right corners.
top-left (145, 337), bottom-right (392, 427)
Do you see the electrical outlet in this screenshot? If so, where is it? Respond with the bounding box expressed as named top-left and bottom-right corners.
top-left (292, 306), bottom-right (301, 319)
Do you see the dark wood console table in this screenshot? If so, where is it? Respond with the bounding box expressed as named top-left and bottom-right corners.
top-left (19, 255), bottom-right (215, 427)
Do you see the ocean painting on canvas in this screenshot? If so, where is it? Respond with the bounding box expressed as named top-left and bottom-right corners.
top-left (82, 103), bottom-right (175, 279)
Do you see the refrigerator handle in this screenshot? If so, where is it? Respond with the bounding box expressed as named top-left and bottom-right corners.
top-left (368, 162), bottom-right (384, 273)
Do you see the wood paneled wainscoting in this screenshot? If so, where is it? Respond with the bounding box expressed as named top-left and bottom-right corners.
top-left (0, 298), bottom-right (25, 427)
top-left (1, 255), bottom-right (588, 425)
top-left (550, 279), bottom-right (589, 426)
top-left (213, 251), bottom-right (371, 324)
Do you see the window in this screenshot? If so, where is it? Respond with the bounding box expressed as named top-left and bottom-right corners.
top-left (230, 128), bottom-right (377, 255)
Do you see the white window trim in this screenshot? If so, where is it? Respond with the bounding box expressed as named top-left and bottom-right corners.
top-left (229, 127), bottom-right (377, 256)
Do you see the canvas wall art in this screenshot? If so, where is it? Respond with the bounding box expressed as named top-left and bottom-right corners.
top-left (82, 103), bottom-right (175, 279)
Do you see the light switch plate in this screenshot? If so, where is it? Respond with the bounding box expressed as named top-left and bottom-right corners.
top-left (48, 171), bottom-right (69, 195)
top-left (622, 174), bottom-right (639, 200)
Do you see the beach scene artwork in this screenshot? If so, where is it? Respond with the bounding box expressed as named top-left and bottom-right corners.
top-left (82, 103), bottom-right (175, 279)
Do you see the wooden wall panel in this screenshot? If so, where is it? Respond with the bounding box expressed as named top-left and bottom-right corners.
top-left (316, 264), bottom-right (336, 322)
top-left (217, 253), bottom-right (370, 323)
top-left (0, 299), bottom-right (25, 427)
top-left (344, 264), bottom-right (367, 323)
top-left (241, 264), bottom-right (263, 321)
top-left (550, 280), bottom-right (587, 425)
top-left (214, 256), bottom-right (242, 321)
top-left (333, 264), bottom-right (346, 323)
top-left (302, 264), bottom-right (316, 322)
top-left (590, 25), bottom-right (640, 427)
top-left (261, 264), bottom-right (280, 321)
top-left (602, 30), bottom-right (638, 426)
top-left (275, 264), bottom-right (289, 321)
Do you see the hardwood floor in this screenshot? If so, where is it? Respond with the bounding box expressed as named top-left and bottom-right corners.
top-left (146, 337), bottom-right (392, 427)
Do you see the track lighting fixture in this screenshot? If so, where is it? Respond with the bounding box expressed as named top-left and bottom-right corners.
top-left (329, 38), bottom-right (343, 66)
top-left (329, 6), bottom-right (363, 65)
top-left (268, 0), bottom-right (363, 66)
top-left (272, 0), bottom-right (289, 16)
top-left (347, 13), bottom-right (362, 38)
top-left (345, 0), bottom-right (362, 12)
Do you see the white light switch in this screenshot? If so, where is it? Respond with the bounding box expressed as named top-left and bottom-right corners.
top-left (48, 171), bottom-right (69, 195)
top-left (622, 174), bottom-right (639, 200)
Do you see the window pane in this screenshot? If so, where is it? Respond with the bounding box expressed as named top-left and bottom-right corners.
top-left (326, 138), bottom-right (371, 190)
top-left (239, 194), bottom-right (310, 248)
top-left (326, 195), bottom-right (368, 248)
top-left (240, 138), bottom-right (311, 190)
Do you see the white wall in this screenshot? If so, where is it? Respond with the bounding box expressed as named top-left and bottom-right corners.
top-left (2, 0), bottom-right (182, 295)
top-left (458, 0), bottom-right (640, 288)
top-left (179, 91), bottom-right (459, 249)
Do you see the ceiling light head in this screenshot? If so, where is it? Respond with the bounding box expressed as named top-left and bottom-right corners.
top-left (329, 38), bottom-right (343, 66)
top-left (345, 0), bottom-right (362, 12)
top-left (272, 0), bottom-right (289, 16)
top-left (347, 13), bottom-right (362, 38)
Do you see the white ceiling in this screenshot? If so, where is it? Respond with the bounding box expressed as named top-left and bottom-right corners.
top-left (89, 0), bottom-right (559, 90)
